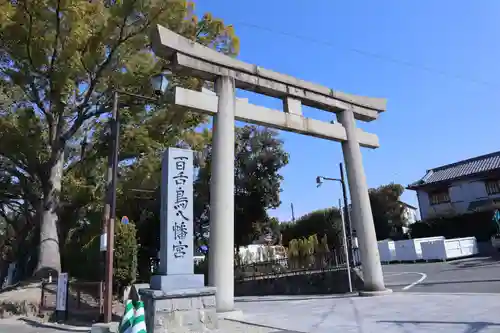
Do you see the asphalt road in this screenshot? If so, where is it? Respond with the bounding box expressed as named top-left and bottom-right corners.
top-left (382, 256), bottom-right (500, 293)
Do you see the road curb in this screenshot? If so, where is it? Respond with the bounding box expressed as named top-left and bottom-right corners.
top-left (16, 317), bottom-right (91, 332)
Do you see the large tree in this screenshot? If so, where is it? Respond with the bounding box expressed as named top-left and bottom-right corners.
top-left (280, 207), bottom-right (344, 250)
top-left (369, 183), bottom-right (406, 240)
top-left (0, 0), bottom-right (238, 277)
top-left (195, 125), bottom-right (289, 250)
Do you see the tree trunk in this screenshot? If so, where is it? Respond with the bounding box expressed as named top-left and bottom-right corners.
top-left (34, 151), bottom-right (64, 278)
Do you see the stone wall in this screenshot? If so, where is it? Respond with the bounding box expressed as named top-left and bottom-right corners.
top-left (140, 287), bottom-right (218, 333)
top-left (234, 268), bottom-right (363, 296)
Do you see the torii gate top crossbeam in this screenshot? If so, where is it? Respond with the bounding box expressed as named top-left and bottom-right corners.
top-left (151, 25), bottom-right (386, 122)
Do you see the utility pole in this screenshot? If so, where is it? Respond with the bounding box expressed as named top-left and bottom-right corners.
top-left (98, 74), bottom-right (169, 322)
top-left (291, 203), bottom-right (296, 222)
top-left (340, 163), bottom-right (355, 265)
top-left (99, 137), bottom-right (112, 317)
top-left (103, 91), bottom-right (119, 323)
top-left (339, 199), bottom-right (353, 293)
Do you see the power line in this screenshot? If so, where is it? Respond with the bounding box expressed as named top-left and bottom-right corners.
top-left (234, 21), bottom-right (499, 89)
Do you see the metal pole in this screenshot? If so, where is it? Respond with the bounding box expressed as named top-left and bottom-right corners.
top-left (339, 199), bottom-right (353, 293)
top-left (104, 91), bottom-right (119, 323)
top-left (340, 163), bottom-right (355, 265)
top-left (100, 129), bottom-right (113, 319)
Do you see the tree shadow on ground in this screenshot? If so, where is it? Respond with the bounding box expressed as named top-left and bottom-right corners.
top-left (378, 320), bottom-right (500, 333)
top-left (18, 317), bottom-right (89, 332)
top-left (235, 294), bottom-right (357, 303)
top-left (444, 256), bottom-right (500, 271)
top-left (420, 278), bottom-right (500, 286)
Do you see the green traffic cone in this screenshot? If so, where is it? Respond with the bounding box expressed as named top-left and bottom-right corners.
top-left (119, 300), bottom-right (135, 333)
top-left (131, 301), bottom-right (147, 333)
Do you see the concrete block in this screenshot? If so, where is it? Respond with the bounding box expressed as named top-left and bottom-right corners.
top-left (283, 97), bottom-right (302, 116)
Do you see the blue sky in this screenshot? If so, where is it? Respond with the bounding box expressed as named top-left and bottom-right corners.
top-left (194, 1), bottom-right (500, 222)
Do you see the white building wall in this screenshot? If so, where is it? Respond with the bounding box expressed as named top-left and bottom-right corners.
top-left (403, 207), bottom-right (418, 224)
top-left (417, 178), bottom-right (500, 220)
top-left (417, 191), bottom-right (431, 220)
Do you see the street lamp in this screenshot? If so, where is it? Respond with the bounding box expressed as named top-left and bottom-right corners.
top-left (102, 73), bottom-right (170, 323)
top-left (316, 163), bottom-right (355, 265)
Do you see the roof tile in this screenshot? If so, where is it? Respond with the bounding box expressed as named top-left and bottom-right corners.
top-left (409, 151), bottom-right (500, 188)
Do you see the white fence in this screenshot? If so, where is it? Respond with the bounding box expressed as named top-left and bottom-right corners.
top-left (421, 237), bottom-right (478, 261)
top-left (378, 236), bottom-right (478, 263)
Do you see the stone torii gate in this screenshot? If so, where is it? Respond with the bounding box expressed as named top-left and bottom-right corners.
top-left (151, 24), bottom-right (390, 313)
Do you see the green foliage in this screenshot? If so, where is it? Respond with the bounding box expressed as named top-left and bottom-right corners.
top-left (114, 222), bottom-right (138, 292)
top-left (281, 208), bottom-right (342, 250)
top-left (369, 183), bottom-right (406, 240)
top-left (195, 125), bottom-right (289, 248)
top-left (0, 0), bottom-right (240, 277)
top-left (409, 211), bottom-right (496, 241)
top-left (62, 213), bottom-right (102, 282)
top-left (319, 234), bottom-right (329, 253)
top-left (286, 234), bottom-right (329, 270)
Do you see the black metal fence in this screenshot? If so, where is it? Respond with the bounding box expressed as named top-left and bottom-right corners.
top-left (235, 249), bottom-right (361, 281)
top-left (40, 280), bottom-right (103, 322)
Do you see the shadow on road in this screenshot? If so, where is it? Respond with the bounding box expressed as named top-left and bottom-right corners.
top-left (378, 320), bottom-right (500, 333)
top-left (446, 257), bottom-right (500, 270)
top-left (18, 318), bottom-right (89, 332)
top-left (236, 294), bottom-right (356, 303)
top-left (416, 278), bottom-right (500, 286)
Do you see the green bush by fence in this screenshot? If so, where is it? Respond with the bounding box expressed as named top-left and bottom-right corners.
top-left (114, 222), bottom-right (138, 293)
top-left (287, 234), bottom-right (332, 270)
top-left (409, 211), bottom-right (497, 241)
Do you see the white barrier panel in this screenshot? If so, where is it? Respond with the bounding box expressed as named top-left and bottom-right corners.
top-left (394, 237), bottom-right (445, 261)
top-left (378, 240), bottom-right (396, 262)
top-left (421, 237), bottom-right (478, 261)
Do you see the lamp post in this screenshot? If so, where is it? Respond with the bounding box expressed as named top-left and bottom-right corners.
top-left (316, 162), bottom-right (356, 265)
top-left (102, 73), bottom-right (169, 323)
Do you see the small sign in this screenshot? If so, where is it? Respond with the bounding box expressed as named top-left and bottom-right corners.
top-left (100, 233), bottom-right (107, 252)
top-left (56, 273), bottom-right (69, 311)
top-left (121, 216), bottom-right (129, 225)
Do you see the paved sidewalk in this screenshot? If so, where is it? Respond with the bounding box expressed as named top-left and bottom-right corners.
top-left (233, 293), bottom-right (500, 333)
top-left (0, 318), bottom-right (282, 333)
top-left (0, 318), bottom-right (82, 333)
top-left (3, 293), bottom-right (500, 333)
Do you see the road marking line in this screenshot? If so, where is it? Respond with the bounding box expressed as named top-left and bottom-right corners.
top-left (402, 272), bottom-right (427, 290)
top-left (384, 272), bottom-right (409, 277)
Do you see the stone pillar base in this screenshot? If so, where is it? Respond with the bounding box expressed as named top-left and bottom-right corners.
top-left (150, 274), bottom-right (204, 292)
top-left (139, 287), bottom-right (218, 333)
top-left (359, 288), bottom-right (393, 297)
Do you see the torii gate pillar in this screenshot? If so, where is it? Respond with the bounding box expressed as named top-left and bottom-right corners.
top-left (338, 109), bottom-right (386, 293)
top-left (208, 76), bottom-right (236, 311)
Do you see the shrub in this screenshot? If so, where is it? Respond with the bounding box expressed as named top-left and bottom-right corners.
top-left (63, 220), bottom-right (101, 283)
top-left (409, 211), bottom-right (497, 241)
top-left (114, 222), bottom-right (138, 293)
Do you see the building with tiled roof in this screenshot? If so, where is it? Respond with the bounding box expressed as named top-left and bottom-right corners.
top-left (407, 151), bottom-right (500, 220)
